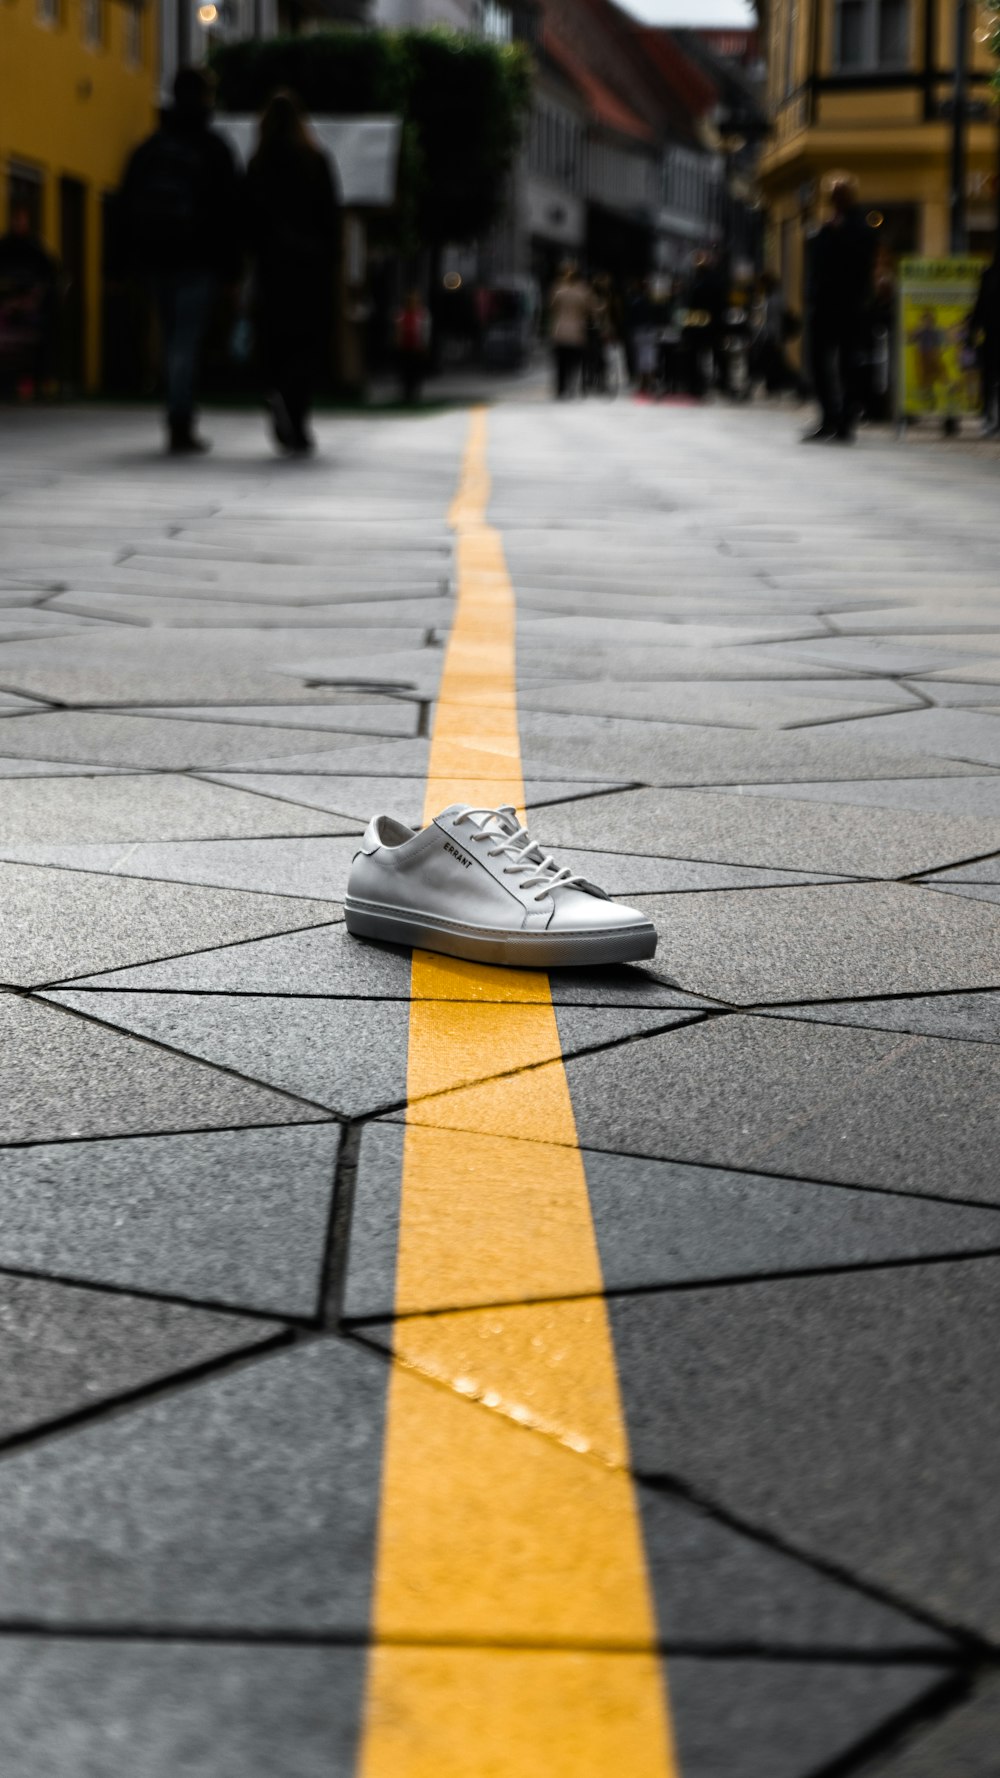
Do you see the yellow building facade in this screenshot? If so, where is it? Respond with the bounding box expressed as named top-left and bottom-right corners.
top-left (759, 0), bottom-right (1000, 305)
top-left (1, 0), bottom-right (157, 389)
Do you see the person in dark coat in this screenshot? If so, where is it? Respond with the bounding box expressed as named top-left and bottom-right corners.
top-left (245, 90), bottom-right (339, 455)
top-left (802, 173), bottom-right (877, 443)
top-left (117, 66), bottom-right (242, 454)
top-left (967, 249), bottom-right (1000, 435)
top-left (0, 205), bottom-right (58, 397)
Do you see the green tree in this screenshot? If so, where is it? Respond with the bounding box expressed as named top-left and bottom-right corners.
top-left (212, 29), bottom-right (533, 252)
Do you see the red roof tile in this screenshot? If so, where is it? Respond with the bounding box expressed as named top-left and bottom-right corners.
top-left (544, 24), bottom-right (658, 143)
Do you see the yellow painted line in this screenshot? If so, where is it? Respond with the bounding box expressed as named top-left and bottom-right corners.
top-left (357, 412), bottom-right (679, 1777)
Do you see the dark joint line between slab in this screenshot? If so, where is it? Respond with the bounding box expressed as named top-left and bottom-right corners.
top-left (0, 1258), bottom-right (320, 1330)
top-left (370, 1120), bottom-right (1000, 1217)
top-left (636, 1469), bottom-right (982, 1656)
top-left (39, 913), bottom-right (346, 992)
top-left (0, 1326), bottom-right (297, 1467)
top-left (0, 1114), bottom-right (337, 1154)
top-left (399, 1011), bottom-right (716, 1114)
top-left (347, 1243), bottom-right (1000, 1325)
top-left (1, 857), bottom-right (350, 904)
top-left (0, 1620), bottom-right (967, 1664)
top-left (24, 991), bottom-right (344, 1121)
top-left (318, 1120), bottom-right (363, 1332)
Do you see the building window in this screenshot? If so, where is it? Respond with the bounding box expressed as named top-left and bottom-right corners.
top-left (834, 0), bottom-right (910, 68)
top-left (123, 0), bottom-right (142, 63)
top-left (82, 0), bottom-right (103, 45)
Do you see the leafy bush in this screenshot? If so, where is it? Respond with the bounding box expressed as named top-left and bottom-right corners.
top-left (212, 28), bottom-right (533, 248)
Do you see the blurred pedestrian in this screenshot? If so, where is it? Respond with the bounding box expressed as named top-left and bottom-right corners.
top-left (583, 272), bottom-right (618, 394)
top-left (118, 67), bottom-right (241, 454)
top-left (629, 278), bottom-right (659, 396)
top-left (246, 90), bottom-right (339, 455)
top-left (750, 271), bottom-right (791, 395)
top-left (686, 251), bottom-right (727, 393)
top-left (966, 247), bottom-right (1000, 435)
top-left (394, 288), bottom-right (431, 403)
top-left (0, 204), bottom-right (58, 398)
top-left (548, 260), bottom-right (591, 398)
top-left (802, 172), bottom-right (876, 443)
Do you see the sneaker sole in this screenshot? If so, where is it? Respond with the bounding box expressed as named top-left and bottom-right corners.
top-left (344, 900), bottom-right (657, 968)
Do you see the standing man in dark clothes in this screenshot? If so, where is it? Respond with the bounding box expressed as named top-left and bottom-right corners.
top-left (117, 67), bottom-right (241, 454)
top-left (802, 173), bottom-right (876, 443)
top-left (967, 249), bottom-right (1000, 435)
top-left (245, 90), bottom-right (339, 455)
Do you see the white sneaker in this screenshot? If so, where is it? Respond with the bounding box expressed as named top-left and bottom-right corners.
top-left (345, 803), bottom-right (657, 968)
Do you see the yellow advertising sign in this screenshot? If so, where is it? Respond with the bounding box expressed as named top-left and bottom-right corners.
top-left (898, 256), bottom-right (987, 419)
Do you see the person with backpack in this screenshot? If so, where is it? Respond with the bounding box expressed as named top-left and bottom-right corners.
top-left (245, 90), bottom-right (340, 454)
top-left (117, 67), bottom-right (242, 454)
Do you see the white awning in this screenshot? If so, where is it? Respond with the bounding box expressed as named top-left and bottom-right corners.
top-left (217, 115), bottom-right (401, 207)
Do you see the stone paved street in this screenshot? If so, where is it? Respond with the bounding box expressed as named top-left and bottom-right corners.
top-left (2, 397), bottom-right (1000, 1774)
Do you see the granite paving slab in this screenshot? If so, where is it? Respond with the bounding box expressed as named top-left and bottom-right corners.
top-left (272, 647), bottom-right (446, 699)
top-left (758, 989), bottom-right (1000, 1044)
top-left (923, 855), bottom-right (1000, 883)
top-left (518, 681), bottom-right (912, 728)
top-left (0, 664), bottom-right (419, 707)
top-left (0, 860), bottom-right (340, 986)
top-left (630, 882), bottom-right (1000, 1004)
top-left (121, 558), bottom-right (447, 592)
top-left (43, 991), bottom-right (691, 1118)
top-left (706, 775), bottom-right (1000, 815)
top-left (516, 720), bottom-right (983, 787)
top-left (0, 1126), bottom-right (340, 1315)
top-left (49, 591), bottom-right (440, 632)
top-left (408, 1017), bottom-right (1000, 1202)
top-left (121, 701), bottom-right (421, 736)
top-left (0, 1329), bottom-right (947, 1665)
top-left (0, 1339), bottom-right (387, 1629)
top-left (829, 604), bottom-right (1000, 632)
top-left (927, 881), bottom-right (1000, 906)
top-left (903, 678), bottom-right (1000, 704)
top-left (534, 849), bottom-right (844, 895)
top-left (533, 788), bottom-right (1000, 878)
top-left (0, 690), bottom-right (48, 709)
top-left (202, 773), bottom-right (625, 828)
top-left (814, 708), bottom-right (1000, 767)
top-left (858, 1674), bottom-right (1000, 1775)
top-left (345, 1122), bottom-right (1000, 1318)
top-left (62, 925), bottom-right (706, 1009)
top-left (516, 647), bottom-right (851, 684)
top-left (0, 836), bottom-right (360, 900)
top-left (514, 617), bottom-right (826, 648)
top-left (0, 712), bottom-right (377, 769)
top-left (0, 775), bottom-right (348, 845)
top-left (0, 1274), bottom-right (277, 1442)
top-left (0, 1640), bottom-right (368, 1778)
top-left (0, 1641), bottom-right (951, 1778)
top-left (0, 759), bottom-right (124, 777)
top-left (203, 741), bottom-right (622, 783)
top-left (605, 1256), bottom-right (1000, 1638)
top-left (0, 994), bottom-right (328, 1144)
top-left (754, 637), bottom-right (996, 676)
top-left (667, 1661), bottom-right (951, 1778)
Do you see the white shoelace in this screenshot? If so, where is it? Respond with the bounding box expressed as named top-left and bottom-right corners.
top-left (453, 805), bottom-right (585, 902)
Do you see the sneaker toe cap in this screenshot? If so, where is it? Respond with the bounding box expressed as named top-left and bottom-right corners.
top-left (548, 889), bottom-right (652, 934)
